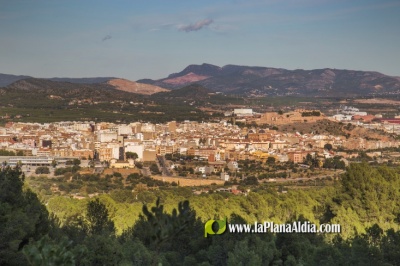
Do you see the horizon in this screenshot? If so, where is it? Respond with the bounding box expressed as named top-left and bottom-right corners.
top-left (1, 63), bottom-right (400, 82)
top-left (1, 0), bottom-right (400, 80)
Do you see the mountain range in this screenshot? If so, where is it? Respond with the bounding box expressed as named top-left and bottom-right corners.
top-left (2, 63), bottom-right (400, 97)
top-left (139, 63), bottom-right (400, 97)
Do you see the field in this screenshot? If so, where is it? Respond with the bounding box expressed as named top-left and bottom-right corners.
top-left (354, 98), bottom-right (400, 105)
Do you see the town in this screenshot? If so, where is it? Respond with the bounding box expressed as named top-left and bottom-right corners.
top-left (2, 1), bottom-right (400, 264)
top-left (1, 107), bottom-right (400, 197)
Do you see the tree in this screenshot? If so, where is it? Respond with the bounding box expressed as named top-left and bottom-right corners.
top-left (81, 235), bottom-right (122, 265)
top-left (227, 238), bottom-right (262, 265)
top-left (267, 157), bottom-right (276, 164)
top-left (35, 166), bottom-right (50, 175)
top-left (323, 157), bottom-right (345, 170)
top-left (0, 167), bottom-right (51, 265)
top-left (243, 176), bottom-right (259, 185)
top-left (113, 172), bottom-right (122, 178)
top-left (135, 162), bottom-right (143, 169)
top-left (71, 165), bottom-right (81, 173)
top-left (126, 173), bottom-right (140, 182)
top-left (125, 152), bottom-right (138, 160)
top-left (324, 143), bottom-right (333, 151)
top-left (127, 197), bottom-right (205, 263)
top-left (66, 159), bottom-right (81, 166)
top-left (23, 236), bottom-right (78, 266)
top-left (150, 164), bottom-right (160, 174)
top-left (85, 199), bottom-right (115, 236)
top-left (0, 149), bottom-right (16, 156)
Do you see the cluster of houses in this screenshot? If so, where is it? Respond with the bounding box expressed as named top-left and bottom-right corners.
top-left (331, 106), bottom-right (400, 135)
top-left (1, 109), bottom-right (400, 176)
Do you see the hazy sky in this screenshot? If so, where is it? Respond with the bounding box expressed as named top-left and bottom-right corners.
top-left (1, 0), bottom-right (400, 80)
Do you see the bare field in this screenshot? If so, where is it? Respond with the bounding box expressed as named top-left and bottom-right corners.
top-left (107, 78), bottom-right (168, 95)
top-left (354, 98), bottom-right (400, 105)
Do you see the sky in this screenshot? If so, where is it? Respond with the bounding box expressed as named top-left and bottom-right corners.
top-left (1, 0), bottom-right (400, 80)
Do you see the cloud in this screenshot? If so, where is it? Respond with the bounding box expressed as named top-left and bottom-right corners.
top-left (102, 35), bottom-right (112, 41)
top-left (178, 19), bottom-right (214, 32)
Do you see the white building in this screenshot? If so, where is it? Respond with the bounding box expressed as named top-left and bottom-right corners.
top-left (234, 109), bottom-right (253, 116)
top-left (124, 142), bottom-right (144, 161)
top-left (73, 123), bottom-right (91, 131)
top-left (332, 114), bottom-right (353, 121)
top-left (106, 142), bottom-right (120, 159)
top-left (97, 130), bottom-right (118, 142)
top-left (141, 123), bottom-right (155, 132)
top-left (221, 172), bottom-right (230, 181)
top-left (118, 125), bottom-right (132, 135)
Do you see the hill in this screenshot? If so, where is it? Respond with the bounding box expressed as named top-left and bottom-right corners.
top-left (0, 78), bottom-right (209, 123)
top-left (140, 63), bottom-right (400, 97)
top-left (2, 78), bottom-right (142, 104)
top-left (0, 73), bottom-right (116, 87)
top-left (107, 78), bottom-right (168, 95)
top-left (150, 84), bottom-right (212, 103)
top-left (0, 73), bottom-right (32, 87)
top-left (0, 78), bottom-right (145, 118)
top-left (48, 77), bottom-right (115, 84)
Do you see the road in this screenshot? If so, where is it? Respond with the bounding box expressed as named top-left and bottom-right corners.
top-left (141, 167), bottom-right (151, 177)
top-left (157, 155), bottom-right (172, 176)
top-left (267, 170), bottom-right (345, 183)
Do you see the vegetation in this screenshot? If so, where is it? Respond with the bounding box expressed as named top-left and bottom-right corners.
top-left (323, 157), bottom-right (346, 170)
top-left (0, 80), bottom-right (216, 125)
top-left (125, 152), bottom-right (138, 160)
top-left (0, 167), bottom-right (52, 265)
top-left (0, 149), bottom-right (17, 156)
top-left (324, 143), bottom-right (333, 151)
top-left (54, 166), bottom-right (80, 176)
top-left (66, 159), bottom-right (81, 166)
top-left (301, 111), bottom-right (321, 117)
top-left (35, 166), bottom-right (50, 175)
top-left (2, 163), bottom-right (400, 265)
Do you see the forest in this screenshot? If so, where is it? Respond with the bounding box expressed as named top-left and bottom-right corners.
top-left (1, 163), bottom-right (400, 265)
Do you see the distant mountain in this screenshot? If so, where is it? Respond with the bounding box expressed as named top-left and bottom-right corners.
top-left (3, 63), bottom-right (400, 98)
top-left (0, 73), bottom-right (32, 87)
top-left (107, 79), bottom-right (169, 95)
top-left (166, 63), bottom-right (221, 79)
top-left (48, 77), bottom-right (115, 84)
top-left (0, 73), bottom-right (116, 87)
top-left (140, 63), bottom-right (400, 97)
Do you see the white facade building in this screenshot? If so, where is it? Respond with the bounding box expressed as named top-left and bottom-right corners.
top-left (98, 130), bottom-right (118, 143)
top-left (124, 143), bottom-right (144, 161)
top-left (234, 109), bottom-right (253, 116)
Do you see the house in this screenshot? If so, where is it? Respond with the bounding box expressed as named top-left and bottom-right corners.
top-left (287, 151), bottom-right (314, 163)
top-left (109, 158), bottom-right (135, 169)
top-left (227, 161), bottom-right (239, 171)
top-left (220, 172), bottom-right (230, 181)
